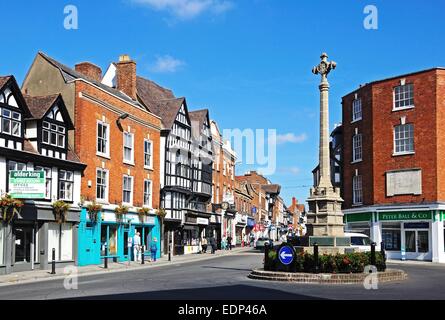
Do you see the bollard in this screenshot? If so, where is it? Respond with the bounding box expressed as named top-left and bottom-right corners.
top-left (51, 248), bottom-right (56, 275)
top-left (381, 241), bottom-right (387, 271)
top-left (104, 244), bottom-right (108, 269)
top-left (141, 245), bottom-right (145, 265)
top-left (370, 242), bottom-right (376, 270)
top-left (313, 243), bottom-right (319, 274)
top-left (264, 242), bottom-right (270, 271)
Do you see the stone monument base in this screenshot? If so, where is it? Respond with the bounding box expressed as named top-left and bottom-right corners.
top-left (294, 235), bottom-right (353, 255)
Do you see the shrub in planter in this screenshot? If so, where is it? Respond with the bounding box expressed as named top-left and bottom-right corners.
top-left (53, 200), bottom-right (70, 224)
top-left (266, 250), bottom-right (387, 274)
top-left (0, 194), bottom-right (23, 224)
top-left (86, 201), bottom-right (102, 222)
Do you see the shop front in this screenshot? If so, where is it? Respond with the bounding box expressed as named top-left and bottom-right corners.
top-left (345, 209), bottom-right (445, 263)
top-left (245, 217), bottom-right (255, 245)
top-left (223, 209), bottom-right (236, 242)
top-left (0, 203), bottom-right (80, 275)
top-left (235, 213), bottom-right (247, 246)
top-left (78, 208), bottom-right (161, 266)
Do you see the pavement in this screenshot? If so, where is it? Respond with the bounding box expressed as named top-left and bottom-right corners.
top-left (0, 245), bottom-right (253, 287)
top-left (1, 249), bottom-right (445, 299)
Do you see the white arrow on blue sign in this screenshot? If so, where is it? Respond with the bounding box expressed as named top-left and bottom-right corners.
top-left (278, 246), bottom-right (294, 265)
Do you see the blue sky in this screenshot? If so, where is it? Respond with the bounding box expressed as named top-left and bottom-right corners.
top-left (1, 0), bottom-right (444, 207)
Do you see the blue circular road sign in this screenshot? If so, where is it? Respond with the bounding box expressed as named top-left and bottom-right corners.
top-left (278, 246), bottom-right (294, 265)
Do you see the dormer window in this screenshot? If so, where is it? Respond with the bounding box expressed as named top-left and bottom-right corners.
top-left (42, 121), bottom-right (65, 148)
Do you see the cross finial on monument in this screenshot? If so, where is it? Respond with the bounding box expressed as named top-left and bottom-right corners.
top-left (312, 52), bottom-right (337, 82)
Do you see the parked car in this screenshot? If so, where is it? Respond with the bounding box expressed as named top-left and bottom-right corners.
top-left (255, 237), bottom-right (273, 251)
top-left (345, 232), bottom-right (380, 252)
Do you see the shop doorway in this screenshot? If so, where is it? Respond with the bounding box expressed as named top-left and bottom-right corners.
top-left (404, 226), bottom-right (431, 260)
top-left (12, 222), bottom-right (36, 271)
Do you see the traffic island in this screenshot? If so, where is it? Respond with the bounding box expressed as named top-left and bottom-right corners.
top-left (248, 268), bottom-right (408, 284)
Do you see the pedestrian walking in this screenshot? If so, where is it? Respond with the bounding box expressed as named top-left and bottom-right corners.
top-left (221, 237), bottom-right (227, 250)
top-left (202, 237), bottom-right (208, 253)
top-left (150, 237), bottom-right (158, 262)
top-left (227, 236), bottom-right (233, 250)
top-left (210, 237), bottom-right (216, 254)
top-left (133, 232), bottom-right (141, 262)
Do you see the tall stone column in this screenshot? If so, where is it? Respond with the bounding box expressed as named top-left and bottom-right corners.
top-left (306, 53), bottom-right (344, 238)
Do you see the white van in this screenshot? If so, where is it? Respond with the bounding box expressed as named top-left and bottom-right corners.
top-left (345, 232), bottom-right (380, 252)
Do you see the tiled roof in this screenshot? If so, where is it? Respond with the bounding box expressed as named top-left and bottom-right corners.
top-left (151, 97), bottom-right (186, 130)
top-left (261, 184), bottom-right (281, 194)
top-left (23, 94), bottom-right (59, 119)
top-left (0, 76), bottom-right (11, 89)
top-left (38, 52), bottom-right (145, 109)
top-left (23, 139), bottom-right (81, 163)
top-left (136, 76), bottom-right (175, 111)
top-left (189, 109), bottom-right (209, 138)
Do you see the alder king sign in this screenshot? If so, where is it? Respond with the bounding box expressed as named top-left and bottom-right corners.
top-left (9, 171), bottom-right (46, 199)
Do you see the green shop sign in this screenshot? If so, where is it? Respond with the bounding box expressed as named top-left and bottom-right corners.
top-left (378, 211), bottom-right (432, 221)
top-left (9, 171), bottom-right (46, 199)
top-left (345, 212), bottom-right (373, 223)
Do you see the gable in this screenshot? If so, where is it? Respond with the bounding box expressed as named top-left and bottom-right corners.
top-left (0, 76), bottom-right (31, 117)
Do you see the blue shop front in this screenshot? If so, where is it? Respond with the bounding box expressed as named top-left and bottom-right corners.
top-left (78, 208), bottom-right (161, 266)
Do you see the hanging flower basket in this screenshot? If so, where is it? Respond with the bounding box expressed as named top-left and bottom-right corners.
top-left (114, 204), bottom-right (129, 223)
top-left (52, 200), bottom-right (70, 224)
top-left (86, 201), bottom-right (102, 223)
top-left (156, 208), bottom-right (167, 220)
top-left (138, 207), bottom-right (150, 223)
top-left (0, 194), bottom-right (23, 224)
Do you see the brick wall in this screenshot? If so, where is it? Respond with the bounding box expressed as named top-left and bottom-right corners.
top-left (74, 81), bottom-right (161, 208)
top-left (342, 69), bottom-right (443, 209)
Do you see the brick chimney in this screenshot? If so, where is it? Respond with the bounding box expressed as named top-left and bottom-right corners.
top-left (116, 54), bottom-right (137, 100)
top-left (292, 197), bottom-right (297, 207)
top-left (75, 62), bottom-right (102, 82)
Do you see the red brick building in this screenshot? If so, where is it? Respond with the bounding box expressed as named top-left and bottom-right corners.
top-left (22, 53), bottom-right (162, 265)
top-left (342, 68), bottom-right (445, 263)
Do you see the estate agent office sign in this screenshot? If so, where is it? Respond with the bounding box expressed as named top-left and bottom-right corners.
top-left (9, 171), bottom-right (46, 199)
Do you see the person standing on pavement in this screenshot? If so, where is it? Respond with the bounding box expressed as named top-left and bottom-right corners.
top-left (133, 232), bottom-right (141, 262)
top-left (227, 236), bottom-right (233, 250)
top-left (202, 237), bottom-right (208, 253)
top-left (150, 237), bottom-right (158, 262)
top-left (210, 237), bottom-right (216, 254)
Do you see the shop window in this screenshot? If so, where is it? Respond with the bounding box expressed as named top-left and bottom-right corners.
top-left (101, 225), bottom-right (118, 256)
top-left (382, 223), bottom-right (401, 251)
top-left (47, 223), bottom-right (73, 262)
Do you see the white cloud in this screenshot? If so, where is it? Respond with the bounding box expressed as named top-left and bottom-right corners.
top-left (131, 0), bottom-right (233, 20)
top-left (271, 133), bottom-right (308, 145)
top-left (150, 55), bottom-right (185, 73)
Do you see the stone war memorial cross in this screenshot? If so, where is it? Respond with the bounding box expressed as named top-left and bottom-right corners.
top-left (306, 53), bottom-right (346, 251)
